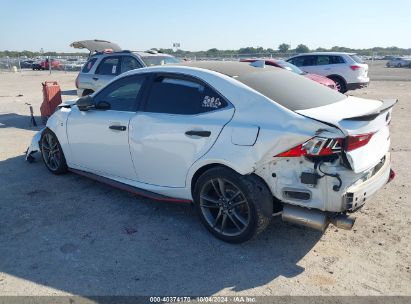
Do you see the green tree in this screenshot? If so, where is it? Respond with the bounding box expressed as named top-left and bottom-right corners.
top-left (278, 43), bottom-right (290, 53)
top-left (295, 44), bottom-right (310, 53)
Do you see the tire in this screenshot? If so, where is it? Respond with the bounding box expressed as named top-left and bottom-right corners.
top-left (396, 63), bottom-right (402, 68)
top-left (193, 167), bottom-right (272, 243)
top-left (329, 76), bottom-right (347, 93)
top-left (386, 63), bottom-right (391, 68)
top-left (40, 129), bottom-right (68, 174)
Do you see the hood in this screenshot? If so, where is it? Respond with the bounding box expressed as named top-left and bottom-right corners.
top-left (70, 40), bottom-right (122, 52)
top-left (58, 98), bottom-right (78, 108)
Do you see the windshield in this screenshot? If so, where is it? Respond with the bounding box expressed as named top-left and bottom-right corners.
top-left (275, 60), bottom-right (304, 75)
top-left (141, 56), bottom-right (180, 66)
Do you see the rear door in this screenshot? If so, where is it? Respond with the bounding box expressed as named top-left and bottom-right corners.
top-left (92, 56), bottom-right (121, 92)
top-left (129, 74), bottom-right (234, 187)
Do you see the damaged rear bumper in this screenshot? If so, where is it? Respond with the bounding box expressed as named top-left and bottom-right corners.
top-left (344, 152), bottom-right (391, 212)
top-left (281, 153), bottom-right (392, 231)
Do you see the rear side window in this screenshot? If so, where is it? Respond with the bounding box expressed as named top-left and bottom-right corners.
top-left (290, 56), bottom-right (316, 67)
top-left (96, 57), bottom-right (120, 75)
top-left (332, 56), bottom-right (345, 64)
top-left (349, 54), bottom-right (364, 63)
top-left (81, 58), bottom-right (97, 73)
top-left (144, 76), bottom-right (227, 115)
top-left (316, 56), bottom-right (330, 65)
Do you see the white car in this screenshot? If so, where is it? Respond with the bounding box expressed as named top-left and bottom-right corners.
top-left (26, 61), bottom-right (396, 243)
top-left (286, 52), bottom-right (369, 93)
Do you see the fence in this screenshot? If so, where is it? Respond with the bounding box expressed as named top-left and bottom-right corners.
top-left (0, 55), bottom-right (88, 73)
top-left (0, 52), bottom-right (404, 73)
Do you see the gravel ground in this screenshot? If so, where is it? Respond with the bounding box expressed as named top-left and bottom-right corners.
top-left (0, 64), bottom-right (410, 297)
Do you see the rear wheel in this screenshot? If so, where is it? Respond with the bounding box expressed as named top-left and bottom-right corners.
top-left (193, 167), bottom-right (272, 243)
top-left (40, 129), bottom-right (68, 174)
top-left (329, 76), bottom-right (346, 93)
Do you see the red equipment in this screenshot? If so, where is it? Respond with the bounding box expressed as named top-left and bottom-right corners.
top-left (40, 81), bottom-right (62, 122)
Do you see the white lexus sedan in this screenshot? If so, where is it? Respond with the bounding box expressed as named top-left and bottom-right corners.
top-left (26, 61), bottom-right (396, 243)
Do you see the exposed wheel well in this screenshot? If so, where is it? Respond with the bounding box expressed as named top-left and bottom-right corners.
top-left (190, 163), bottom-right (282, 212)
top-left (191, 163), bottom-right (224, 195)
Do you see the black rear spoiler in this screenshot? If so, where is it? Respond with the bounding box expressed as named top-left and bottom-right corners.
top-left (342, 99), bottom-right (398, 121)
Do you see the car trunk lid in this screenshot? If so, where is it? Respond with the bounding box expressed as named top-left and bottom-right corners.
top-left (296, 96), bottom-right (397, 173)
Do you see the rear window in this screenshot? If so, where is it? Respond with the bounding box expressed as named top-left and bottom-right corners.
top-left (237, 70), bottom-right (347, 111)
top-left (81, 58), bottom-right (97, 73)
top-left (349, 54), bottom-right (364, 63)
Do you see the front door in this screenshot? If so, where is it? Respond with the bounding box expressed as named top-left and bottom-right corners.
top-left (129, 74), bottom-right (234, 187)
top-left (67, 74), bottom-right (146, 180)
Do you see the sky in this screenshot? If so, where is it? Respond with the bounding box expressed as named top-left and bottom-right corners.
top-left (1, 0), bottom-right (410, 52)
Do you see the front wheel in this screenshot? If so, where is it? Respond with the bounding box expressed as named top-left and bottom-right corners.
top-left (40, 129), bottom-right (68, 174)
top-left (193, 167), bottom-right (272, 243)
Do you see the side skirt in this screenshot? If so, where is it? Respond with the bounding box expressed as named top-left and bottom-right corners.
top-left (69, 168), bottom-right (192, 204)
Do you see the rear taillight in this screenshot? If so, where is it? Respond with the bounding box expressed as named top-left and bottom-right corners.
top-left (75, 75), bottom-right (79, 89)
top-left (350, 65), bottom-right (362, 71)
top-left (276, 137), bottom-right (342, 157)
top-left (346, 133), bottom-right (374, 151)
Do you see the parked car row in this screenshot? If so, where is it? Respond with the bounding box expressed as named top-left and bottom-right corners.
top-left (27, 42), bottom-right (396, 242)
top-left (386, 57), bottom-right (411, 68)
top-left (32, 59), bottom-right (62, 70)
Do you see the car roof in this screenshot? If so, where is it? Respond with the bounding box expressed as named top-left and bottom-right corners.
top-left (133, 51), bottom-right (175, 57)
top-left (179, 61), bottom-right (282, 77)
top-left (91, 51), bottom-right (175, 58)
top-left (123, 61), bottom-right (345, 111)
top-left (291, 52), bottom-right (355, 56)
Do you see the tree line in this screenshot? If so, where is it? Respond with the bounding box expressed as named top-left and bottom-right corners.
top-left (1, 44), bottom-right (410, 58)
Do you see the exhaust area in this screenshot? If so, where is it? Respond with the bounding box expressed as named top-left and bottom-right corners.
top-left (282, 205), bottom-right (329, 231)
top-left (330, 214), bottom-right (356, 230)
top-left (282, 205), bottom-right (356, 231)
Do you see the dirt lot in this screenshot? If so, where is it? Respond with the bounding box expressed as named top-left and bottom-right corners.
top-left (0, 63), bottom-right (410, 297)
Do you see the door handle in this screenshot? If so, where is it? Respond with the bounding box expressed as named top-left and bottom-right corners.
top-left (109, 125), bottom-right (127, 131)
top-left (92, 77), bottom-right (99, 81)
top-left (185, 130), bottom-right (211, 137)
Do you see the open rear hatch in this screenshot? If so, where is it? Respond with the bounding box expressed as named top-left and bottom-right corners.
top-left (297, 96), bottom-right (397, 173)
top-left (70, 39), bottom-right (122, 53)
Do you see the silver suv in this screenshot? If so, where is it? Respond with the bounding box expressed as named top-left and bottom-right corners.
top-left (75, 50), bottom-right (180, 97)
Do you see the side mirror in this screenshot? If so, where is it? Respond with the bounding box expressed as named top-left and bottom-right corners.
top-left (96, 101), bottom-right (111, 110)
top-left (77, 95), bottom-right (95, 111)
